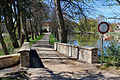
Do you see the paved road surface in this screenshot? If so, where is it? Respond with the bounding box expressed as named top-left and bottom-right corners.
top-left (28, 33), bottom-right (120, 80)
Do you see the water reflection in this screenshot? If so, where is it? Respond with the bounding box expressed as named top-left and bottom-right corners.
top-left (68, 33), bottom-right (120, 55)
top-left (68, 33), bottom-right (99, 47)
top-left (68, 40), bottom-right (79, 46)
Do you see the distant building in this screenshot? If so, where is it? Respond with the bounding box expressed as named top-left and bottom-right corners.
top-left (42, 22), bottom-right (50, 32)
top-left (114, 24), bottom-right (120, 33)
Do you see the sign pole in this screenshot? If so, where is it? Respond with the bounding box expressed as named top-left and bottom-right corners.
top-left (102, 34), bottom-right (104, 53)
top-left (101, 34), bottom-right (104, 64)
top-left (98, 22), bottom-right (109, 64)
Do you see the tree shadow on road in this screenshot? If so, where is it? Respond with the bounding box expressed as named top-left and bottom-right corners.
top-left (36, 68), bottom-right (120, 80)
top-left (0, 70), bottom-right (29, 80)
top-left (0, 67), bottom-right (120, 80)
top-left (32, 44), bottom-right (53, 48)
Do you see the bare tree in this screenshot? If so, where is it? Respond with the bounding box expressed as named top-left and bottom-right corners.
top-left (49, 0), bottom-right (92, 43)
top-left (2, 1), bottom-right (19, 48)
top-left (55, 0), bottom-right (67, 43)
top-left (0, 7), bottom-right (9, 55)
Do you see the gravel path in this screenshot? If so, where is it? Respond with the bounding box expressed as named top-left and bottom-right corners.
top-left (0, 33), bottom-right (120, 80)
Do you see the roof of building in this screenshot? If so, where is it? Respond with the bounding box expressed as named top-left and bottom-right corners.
top-left (42, 22), bottom-right (50, 27)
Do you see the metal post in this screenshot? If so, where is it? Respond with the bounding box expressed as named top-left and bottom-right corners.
top-left (101, 34), bottom-right (104, 64)
top-left (102, 34), bottom-right (104, 52)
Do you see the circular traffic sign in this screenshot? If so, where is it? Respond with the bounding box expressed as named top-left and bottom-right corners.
top-left (98, 22), bottom-right (109, 34)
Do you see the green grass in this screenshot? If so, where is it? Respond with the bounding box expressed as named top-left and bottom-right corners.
top-left (111, 66), bottom-right (120, 69)
top-left (0, 36), bottom-right (14, 55)
top-left (98, 55), bottom-right (120, 69)
top-left (0, 34), bottom-right (45, 55)
top-left (49, 34), bottom-right (58, 45)
top-left (0, 51), bottom-right (5, 55)
top-left (29, 34), bottom-right (45, 46)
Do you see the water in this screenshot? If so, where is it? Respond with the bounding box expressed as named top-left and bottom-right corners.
top-left (68, 40), bottom-right (79, 46)
top-left (68, 33), bottom-right (99, 47)
top-left (68, 33), bottom-right (120, 55)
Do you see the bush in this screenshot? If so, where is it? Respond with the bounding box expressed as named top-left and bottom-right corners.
top-left (104, 40), bottom-right (120, 67)
top-left (49, 34), bottom-right (58, 45)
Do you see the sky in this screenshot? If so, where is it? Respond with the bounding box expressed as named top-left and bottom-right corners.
top-left (88, 0), bottom-right (120, 23)
top-left (44, 0), bottom-right (120, 23)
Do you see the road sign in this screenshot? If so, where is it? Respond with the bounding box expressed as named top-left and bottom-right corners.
top-left (98, 22), bottom-right (109, 34)
top-left (98, 22), bottom-right (109, 64)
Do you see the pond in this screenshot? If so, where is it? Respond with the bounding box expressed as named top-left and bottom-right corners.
top-left (68, 33), bottom-right (120, 55)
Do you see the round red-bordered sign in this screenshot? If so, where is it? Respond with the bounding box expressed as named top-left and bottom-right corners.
top-left (98, 22), bottom-right (109, 34)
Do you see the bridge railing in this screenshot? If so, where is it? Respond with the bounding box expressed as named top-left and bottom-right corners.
top-left (18, 42), bottom-right (30, 67)
top-left (54, 42), bottom-right (98, 64)
top-left (0, 54), bottom-right (20, 69)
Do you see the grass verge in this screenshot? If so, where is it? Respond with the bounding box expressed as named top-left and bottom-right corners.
top-left (29, 34), bottom-right (45, 46)
top-left (49, 34), bottom-right (58, 45)
top-left (0, 34), bottom-right (45, 55)
top-left (0, 36), bottom-right (14, 55)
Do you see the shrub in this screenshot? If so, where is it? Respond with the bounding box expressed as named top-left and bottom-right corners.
top-left (105, 40), bottom-right (120, 67)
top-left (49, 34), bottom-right (58, 45)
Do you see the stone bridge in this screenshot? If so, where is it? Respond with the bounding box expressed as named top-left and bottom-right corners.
top-left (20, 33), bottom-right (120, 80)
top-left (0, 33), bottom-right (120, 80)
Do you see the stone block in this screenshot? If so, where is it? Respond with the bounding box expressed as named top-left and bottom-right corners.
top-left (71, 46), bottom-right (75, 58)
top-left (66, 45), bottom-right (69, 55)
top-left (0, 54), bottom-right (20, 69)
top-left (54, 42), bottom-right (98, 64)
top-left (20, 51), bottom-right (30, 67)
top-left (54, 42), bottom-right (57, 50)
top-left (18, 42), bottom-right (30, 67)
top-left (68, 45), bottom-right (72, 57)
top-left (91, 52), bottom-right (98, 63)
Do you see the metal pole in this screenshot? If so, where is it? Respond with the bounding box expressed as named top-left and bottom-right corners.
top-left (101, 34), bottom-right (104, 64)
top-left (102, 34), bottom-right (104, 52)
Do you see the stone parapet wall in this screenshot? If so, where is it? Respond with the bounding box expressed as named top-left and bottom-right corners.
top-left (54, 42), bottom-right (98, 64)
top-left (18, 42), bottom-right (30, 67)
top-left (0, 54), bottom-right (20, 69)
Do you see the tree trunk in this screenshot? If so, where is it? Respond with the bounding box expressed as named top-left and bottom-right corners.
top-left (33, 22), bottom-right (37, 39)
top-left (17, 2), bottom-right (23, 47)
top-left (34, 23), bottom-right (37, 39)
top-left (3, 7), bottom-right (19, 48)
top-left (56, 29), bottom-right (59, 41)
top-left (38, 23), bottom-right (42, 36)
top-left (40, 26), bottom-right (42, 35)
top-left (34, 22), bottom-right (39, 37)
top-left (29, 18), bottom-right (34, 40)
top-left (0, 8), bottom-right (9, 55)
top-left (55, 0), bottom-right (67, 43)
top-left (22, 10), bottom-right (29, 42)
